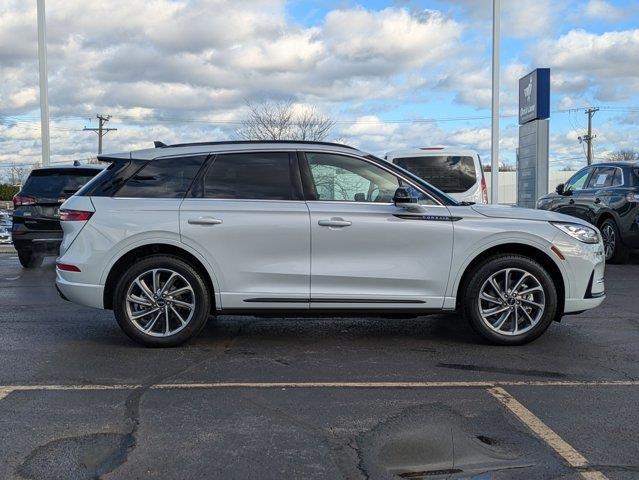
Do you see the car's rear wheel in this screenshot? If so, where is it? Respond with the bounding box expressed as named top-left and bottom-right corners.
top-left (17, 249), bottom-right (43, 268)
top-left (600, 218), bottom-right (629, 264)
top-left (462, 254), bottom-right (557, 345)
top-left (113, 255), bottom-right (210, 347)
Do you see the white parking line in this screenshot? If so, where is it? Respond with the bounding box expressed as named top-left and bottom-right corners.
top-left (489, 386), bottom-right (608, 480)
top-left (0, 379), bottom-right (636, 397)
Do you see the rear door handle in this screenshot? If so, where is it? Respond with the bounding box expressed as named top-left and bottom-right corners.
top-left (188, 217), bottom-right (223, 225)
top-left (318, 218), bottom-right (352, 228)
top-left (569, 199), bottom-right (575, 204)
top-left (594, 197), bottom-right (601, 204)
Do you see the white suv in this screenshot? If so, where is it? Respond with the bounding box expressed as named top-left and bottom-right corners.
top-left (56, 141), bottom-right (605, 347)
top-left (385, 148), bottom-right (488, 204)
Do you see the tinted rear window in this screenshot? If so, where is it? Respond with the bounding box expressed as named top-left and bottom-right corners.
top-left (21, 169), bottom-right (99, 198)
top-left (393, 156), bottom-right (477, 193)
top-left (115, 155), bottom-right (207, 198)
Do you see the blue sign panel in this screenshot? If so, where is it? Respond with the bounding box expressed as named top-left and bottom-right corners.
top-left (519, 68), bottom-right (550, 125)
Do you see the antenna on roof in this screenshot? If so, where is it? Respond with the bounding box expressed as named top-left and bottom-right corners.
top-left (154, 141), bottom-right (167, 148)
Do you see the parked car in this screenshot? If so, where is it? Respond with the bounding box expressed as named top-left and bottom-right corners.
top-left (0, 224), bottom-right (11, 244)
top-left (56, 140), bottom-right (604, 347)
top-left (537, 161), bottom-right (639, 263)
top-left (384, 148), bottom-right (488, 204)
top-left (12, 164), bottom-right (103, 268)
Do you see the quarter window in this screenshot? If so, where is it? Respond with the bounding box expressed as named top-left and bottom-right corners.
top-left (202, 152), bottom-right (294, 200)
top-left (116, 155), bottom-right (207, 198)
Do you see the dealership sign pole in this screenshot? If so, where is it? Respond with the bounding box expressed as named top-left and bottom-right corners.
top-left (490, 0), bottom-right (500, 204)
top-left (517, 68), bottom-right (550, 208)
top-left (37, 0), bottom-right (50, 166)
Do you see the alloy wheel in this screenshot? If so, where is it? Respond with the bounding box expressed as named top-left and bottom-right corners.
top-left (601, 224), bottom-right (615, 261)
top-left (477, 268), bottom-right (545, 336)
top-left (125, 268), bottom-right (195, 337)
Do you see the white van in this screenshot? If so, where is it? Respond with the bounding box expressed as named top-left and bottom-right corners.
top-left (385, 148), bottom-right (488, 204)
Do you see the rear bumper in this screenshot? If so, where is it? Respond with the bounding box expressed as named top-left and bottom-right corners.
top-left (55, 270), bottom-right (104, 309)
top-left (12, 230), bottom-right (62, 253)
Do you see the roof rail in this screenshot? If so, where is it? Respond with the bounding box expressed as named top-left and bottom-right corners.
top-left (154, 140), bottom-right (359, 150)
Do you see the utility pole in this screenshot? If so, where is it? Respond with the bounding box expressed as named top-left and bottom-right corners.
top-left (579, 107), bottom-right (599, 165)
top-left (83, 114), bottom-right (117, 154)
top-left (36, 0), bottom-right (50, 166)
top-left (490, 0), bottom-right (501, 204)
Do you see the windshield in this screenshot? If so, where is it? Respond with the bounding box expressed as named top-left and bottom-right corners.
top-left (21, 169), bottom-right (99, 198)
top-left (393, 155), bottom-right (477, 193)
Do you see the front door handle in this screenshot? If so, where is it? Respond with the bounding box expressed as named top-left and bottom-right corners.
top-left (569, 199), bottom-right (575, 205)
top-left (318, 218), bottom-right (352, 228)
top-left (188, 217), bottom-right (223, 225)
top-left (594, 197), bottom-right (601, 204)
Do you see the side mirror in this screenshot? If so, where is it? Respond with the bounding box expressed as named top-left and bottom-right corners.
top-left (555, 183), bottom-right (565, 195)
top-left (393, 187), bottom-right (417, 206)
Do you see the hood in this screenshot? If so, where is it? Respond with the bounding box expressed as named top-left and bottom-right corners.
top-left (470, 204), bottom-right (589, 225)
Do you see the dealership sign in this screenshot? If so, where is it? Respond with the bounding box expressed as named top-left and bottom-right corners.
top-left (519, 68), bottom-right (550, 125)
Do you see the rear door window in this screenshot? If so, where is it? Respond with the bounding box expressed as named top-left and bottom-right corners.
top-left (115, 155), bottom-right (207, 198)
top-left (201, 152), bottom-right (295, 200)
top-left (21, 169), bottom-right (99, 198)
top-left (393, 156), bottom-right (476, 193)
top-left (586, 167), bottom-right (620, 189)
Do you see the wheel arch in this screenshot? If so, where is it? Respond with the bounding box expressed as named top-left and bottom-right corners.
top-left (455, 243), bottom-right (565, 322)
top-left (103, 243), bottom-right (218, 313)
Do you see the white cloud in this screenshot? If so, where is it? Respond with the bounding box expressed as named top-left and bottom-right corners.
top-left (584, 0), bottom-right (625, 22)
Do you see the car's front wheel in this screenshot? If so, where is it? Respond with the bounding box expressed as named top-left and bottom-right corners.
top-left (462, 254), bottom-right (558, 345)
top-left (113, 255), bottom-right (211, 347)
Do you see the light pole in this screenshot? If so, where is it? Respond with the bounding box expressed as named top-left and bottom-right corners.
top-left (490, 0), bottom-right (500, 203)
top-left (37, 0), bottom-right (50, 166)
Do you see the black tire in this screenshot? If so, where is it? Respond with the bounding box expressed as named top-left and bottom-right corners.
top-left (17, 249), bottom-right (43, 268)
top-left (600, 218), bottom-right (629, 264)
top-left (113, 255), bottom-right (211, 347)
top-left (461, 254), bottom-right (558, 346)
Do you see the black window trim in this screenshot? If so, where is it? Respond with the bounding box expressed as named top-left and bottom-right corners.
top-left (188, 150), bottom-right (304, 202)
top-left (298, 150), bottom-right (443, 206)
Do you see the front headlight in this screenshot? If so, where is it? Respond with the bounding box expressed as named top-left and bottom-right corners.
top-left (551, 222), bottom-right (600, 244)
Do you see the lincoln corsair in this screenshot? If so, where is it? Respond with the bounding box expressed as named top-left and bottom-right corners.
top-left (56, 141), bottom-right (605, 347)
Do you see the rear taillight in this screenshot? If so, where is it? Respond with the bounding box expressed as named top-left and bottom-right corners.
top-left (480, 177), bottom-right (488, 204)
top-left (13, 194), bottom-right (36, 207)
top-left (60, 209), bottom-right (93, 221)
top-left (56, 262), bottom-right (81, 272)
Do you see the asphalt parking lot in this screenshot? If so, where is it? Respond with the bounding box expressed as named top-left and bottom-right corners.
top-left (1, 254), bottom-right (638, 480)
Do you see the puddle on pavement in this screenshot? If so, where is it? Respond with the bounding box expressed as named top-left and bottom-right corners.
top-left (18, 432), bottom-right (133, 480)
top-left (356, 403), bottom-right (532, 479)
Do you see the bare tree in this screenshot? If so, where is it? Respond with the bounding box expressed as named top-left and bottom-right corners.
top-left (236, 100), bottom-right (336, 142)
top-left (8, 165), bottom-right (30, 185)
top-left (606, 149), bottom-right (639, 162)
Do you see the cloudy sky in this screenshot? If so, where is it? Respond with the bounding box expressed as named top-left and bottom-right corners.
top-left (1, 0), bottom-right (638, 173)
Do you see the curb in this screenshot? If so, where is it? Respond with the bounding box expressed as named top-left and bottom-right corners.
top-left (0, 245), bottom-right (16, 254)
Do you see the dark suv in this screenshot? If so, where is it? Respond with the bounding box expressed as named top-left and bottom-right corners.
top-left (537, 161), bottom-right (639, 263)
top-left (12, 164), bottom-right (102, 267)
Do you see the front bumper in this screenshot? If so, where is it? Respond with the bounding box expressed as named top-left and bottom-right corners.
top-left (553, 232), bottom-right (605, 314)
